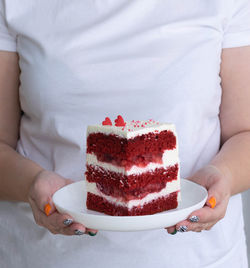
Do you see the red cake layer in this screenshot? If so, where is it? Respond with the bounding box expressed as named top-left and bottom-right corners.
top-left (87, 130), bottom-right (176, 169)
top-left (86, 191), bottom-right (179, 216)
top-left (86, 164), bottom-right (178, 201)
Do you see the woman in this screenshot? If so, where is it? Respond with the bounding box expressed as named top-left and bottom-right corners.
top-left (0, 1), bottom-right (250, 267)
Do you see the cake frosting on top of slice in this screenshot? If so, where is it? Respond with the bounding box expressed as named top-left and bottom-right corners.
top-left (87, 118), bottom-right (176, 139)
top-left (85, 116), bottom-right (181, 216)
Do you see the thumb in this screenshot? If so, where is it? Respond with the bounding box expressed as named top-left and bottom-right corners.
top-left (205, 181), bottom-right (220, 209)
top-left (31, 172), bottom-right (74, 216)
top-left (188, 175), bottom-right (217, 208)
top-left (30, 184), bottom-right (56, 216)
top-left (188, 165), bottom-right (225, 209)
top-left (43, 179), bottom-right (74, 216)
top-left (44, 199), bottom-right (56, 216)
top-left (32, 184), bottom-right (57, 216)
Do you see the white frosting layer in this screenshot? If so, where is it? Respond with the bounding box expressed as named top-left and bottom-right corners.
top-left (86, 179), bottom-right (180, 209)
top-left (87, 120), bottom-right (176, 139)
top-left (86, 149), bottom-right (179, 175)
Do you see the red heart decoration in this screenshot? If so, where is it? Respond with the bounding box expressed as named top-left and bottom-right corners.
top-left (115, 115), bottom-right (126, 127)
top-left (102, 117), bottom-right (112, 126)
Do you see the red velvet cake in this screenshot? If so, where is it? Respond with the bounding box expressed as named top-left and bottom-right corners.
top-left (85, 116), bottom-right (180, 216)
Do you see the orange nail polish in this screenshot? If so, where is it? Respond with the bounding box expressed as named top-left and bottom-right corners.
top-left (208, 197), bottom-right (216, 208)
top-left (44, 203), bottom-right (51, 216)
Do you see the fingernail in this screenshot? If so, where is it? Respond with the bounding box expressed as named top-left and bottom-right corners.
top-left (170, 229), bottom-right (177, 235)
top-left (44, 203), bottom-right (52, 216)
top-left (88, 232), bottom-right (97, 236)
top-left (189, 216), bottom-right (200, 223)
top-left (63, 219), bottom-right (73, 226)
top-left (177, 225), bottom-right (188, 233)
top-left (74, 230), bottom-right (84, 236)
top-left (208, 196), bottom-right (216, 208)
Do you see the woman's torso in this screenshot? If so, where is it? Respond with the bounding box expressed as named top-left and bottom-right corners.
top-left (0, 0), bottom-right (248, 267)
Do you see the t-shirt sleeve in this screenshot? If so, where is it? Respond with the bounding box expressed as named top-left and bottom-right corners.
top-left (0, 1), bottom-right (17, 52)
top-left (223, 0), bottom-right (250, 48)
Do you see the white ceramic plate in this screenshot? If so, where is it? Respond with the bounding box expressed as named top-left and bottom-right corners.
top-left (53, 179), bottom-right (207, 232)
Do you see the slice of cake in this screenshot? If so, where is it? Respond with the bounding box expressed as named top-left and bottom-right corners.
top-left (85, 115), bottom-right (180, 216)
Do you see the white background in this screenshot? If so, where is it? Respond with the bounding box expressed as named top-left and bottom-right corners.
top-left (243, 190), bottom-right (250, 265)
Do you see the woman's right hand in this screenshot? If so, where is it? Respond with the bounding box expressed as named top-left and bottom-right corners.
top-left (28, 170), bottom-right (98, 236)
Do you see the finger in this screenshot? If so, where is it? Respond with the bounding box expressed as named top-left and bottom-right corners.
top-left (40, 211), bottom-right (87, 235)
top-left (189, 199), bottom-right (227, 224)
top-left (176, 201), bottom-right (227, 232)
top-left (46, 212), bottom-right (74, 229)
top-left (205, 180), bottom-right (229, 209)
top-left (48, 223), bottom-right (85, 236)
top-left (192, 221), bottom-right (217, 232)
top-left (29, 180), bottom-right (55, 215)
top-left (176, 220), bottom-right (207, 233)
top-left (203, 221), bottom-right (216, 231)
top-left (29, 198), bottom-right (58, 230)
top-left (67, 223), bottom-right (87, 235)
top-left (175, 220), bottom-right (210, 233)
top-left (186, 173), bottom-right (229, 225)
top-left (30, 176), bottom-right (74, 216)
top-left (207, 196), bottom-right (216, 209)
top-left (50, 214), bottom-right (92, 236)
top-left (44, 202), bottom-right (55, 216)
top-left (188, 165), bottom-right (230, 205)
top-left (29, 197), bottom-right (49, 227)
top-left (165, 226), bottom-right (176, 234)
top-left (175, 220), bottom-right (189, 232)
top-left (48, 222), bottom-right (86, 236)
top-left (86, 228), bottom-right (98, 236)
top-left (44, 178), bottom-right (75, 216)
top-left (29, 193), bottom-right (56, 216)
top-left (29, 198), bottom-right (86, 235)
top-left (206, 184), bottom-right (220, 208)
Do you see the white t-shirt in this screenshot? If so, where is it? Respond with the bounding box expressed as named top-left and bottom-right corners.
top-left (1, 1), bottom-right (250, 267)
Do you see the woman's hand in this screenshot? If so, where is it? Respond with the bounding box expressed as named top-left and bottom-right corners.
top-left (166, 165), bottom-right (232, 234)
top-left (28, 170), bottom-right (98, 236)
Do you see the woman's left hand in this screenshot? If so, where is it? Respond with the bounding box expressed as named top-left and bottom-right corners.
top-left (166, 165), bottom-right (232, 234)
